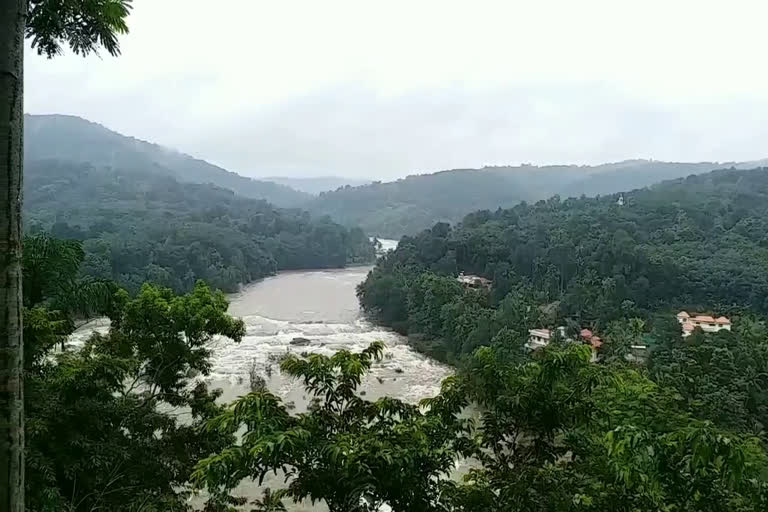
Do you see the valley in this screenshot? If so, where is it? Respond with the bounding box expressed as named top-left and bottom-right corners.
top-left (6, 3), bottom-right (768, 511)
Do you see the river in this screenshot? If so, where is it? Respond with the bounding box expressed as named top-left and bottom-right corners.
top-left (71, 245), bottom-right (451, 509)
top-left (206, 265), bottom-right (451, 406)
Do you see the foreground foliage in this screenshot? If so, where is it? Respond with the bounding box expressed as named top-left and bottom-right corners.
top-left (195, 342), bottom-right (473, 511)
top-left (196, 343), bottom-right (768, 511)
top-left (22, 239), bottom-right (246, 511)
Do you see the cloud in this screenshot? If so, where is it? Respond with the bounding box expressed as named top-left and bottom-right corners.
top-left (23, 0), bottom-right (768, 179)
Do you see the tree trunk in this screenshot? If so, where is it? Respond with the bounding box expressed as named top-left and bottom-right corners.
top-left (0, 1), bottom-right (26, 511)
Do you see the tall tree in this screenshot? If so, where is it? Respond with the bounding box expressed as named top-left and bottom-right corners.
top-left (0, 2), bottom-right (131, 510)
top-left (1, 3), bottom-right (28, 510)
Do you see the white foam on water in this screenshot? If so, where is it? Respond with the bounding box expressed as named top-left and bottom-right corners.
top-left (210, 260), bottom-right (451, 406)
top-left (68, 318), bottom-right (111, 348)
top-left (206, 314), bottom-right (451, 405)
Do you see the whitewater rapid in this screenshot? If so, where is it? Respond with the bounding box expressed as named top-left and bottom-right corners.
top-left (206, 267), bottom-right (451, 407)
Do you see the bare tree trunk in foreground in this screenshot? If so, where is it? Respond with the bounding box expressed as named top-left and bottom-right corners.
top-left (0, 1), bottom-right (26, 510)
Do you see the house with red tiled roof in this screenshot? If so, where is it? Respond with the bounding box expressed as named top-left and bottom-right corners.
top-left (579, 329), bottom-right (602, 361)
top-left (676, 311), bottom-right (731, 337)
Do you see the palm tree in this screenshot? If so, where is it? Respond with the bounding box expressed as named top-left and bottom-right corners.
top-left (0, 2), bottom-right (131, 509)
top-left (23, 234), bottom-right (85, 309)
top-left (23, 234), bottom-right (117, 340)
top-left (251, 488), bottom-right (287, 512)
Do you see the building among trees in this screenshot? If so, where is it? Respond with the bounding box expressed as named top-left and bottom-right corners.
top-left (456, 272), bottom-right (492, 289)
top-left (676, 311), bottom-right (731, 337)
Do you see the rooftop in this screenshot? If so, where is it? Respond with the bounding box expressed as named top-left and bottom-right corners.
top-left (678, 311), bottom-right (730, 325)
top-left (457, 273), bottom-right (492, 287)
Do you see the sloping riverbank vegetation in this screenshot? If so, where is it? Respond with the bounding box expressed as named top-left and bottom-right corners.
top-left (25, 159), bottom-right (374, 293)
top-left (358, 167), bottom-right (768, 360)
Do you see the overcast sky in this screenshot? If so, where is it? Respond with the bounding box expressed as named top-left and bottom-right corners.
top-left (24, 0), bottom-right (768, 179)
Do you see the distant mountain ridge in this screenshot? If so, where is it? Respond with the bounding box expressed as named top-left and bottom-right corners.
top-left (263, 176), bottom-right (372, 194)
top-left (307, 159), bottom-right (768, 237)
top-left (27, 114), bottom-right (768, 238)
top-left (24, 114), bottom-right (312, 207)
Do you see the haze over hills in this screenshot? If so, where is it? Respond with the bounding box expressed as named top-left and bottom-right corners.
top-left (307, 159), bottom-right (768, 237)
top-left (23, 158), bottom-right (374, 293)
top-left (24, 114), bottom-right (312, 207)
top-left (263, 176), bottom-right (372, 194)
top-left (26, 114), bottom-right (768, 240)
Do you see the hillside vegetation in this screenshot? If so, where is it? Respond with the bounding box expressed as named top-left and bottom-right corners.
top-left (358, 167), bottom-right (768, 358)
top-left (25, 114), bottom-right (312, 207)
top-left (342, 168), bottom-right (768, 512)
top-left (310, 160), bottom-right (768, 237)
top-left (25, 159), bottom-right (373, 293)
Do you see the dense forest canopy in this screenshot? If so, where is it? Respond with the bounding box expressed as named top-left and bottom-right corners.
top-left (25, 114), bottom-right (312, 207)
top-left (24, 159), bottom-right (374, 293)
top-left (309, 159), bottom-right (768, 237)
top-left (358, 167), bottom-right (768, 358)
top-left (25, 113), bottom-right (768, 241)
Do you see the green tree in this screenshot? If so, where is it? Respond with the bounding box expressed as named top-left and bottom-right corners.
top-left (23, 233), bottom-right (116, 337)
top-left (602, 317), bottom-right (646, 364)
top-left (26, 281), bottom-right (245, 511)
top-left (194, 343), bottom-right (472, 512)
top-left (251, 488), bottom-right (287, 512)
top-left (1, 2), bottom-right (131, 509)
top-left (453, 344), bottom-right (768, 511)
top-left (648, 326), bottom-right (768, 434)
top-left (407, 273), bottom-right (463, 338)
top-left (196, 342), bottom-right (768, 511)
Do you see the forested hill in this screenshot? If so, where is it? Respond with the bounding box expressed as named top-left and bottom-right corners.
top-left (309, 160), bottom-right (768, 238)
top-left (25, 159), bottom-right (374, 293)
top-left (263, 176), bottom-right (372, 194)
top-left (358, 167), bottom-right (768, 356)
top-left (24, 114), bottom-right (312, 207)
